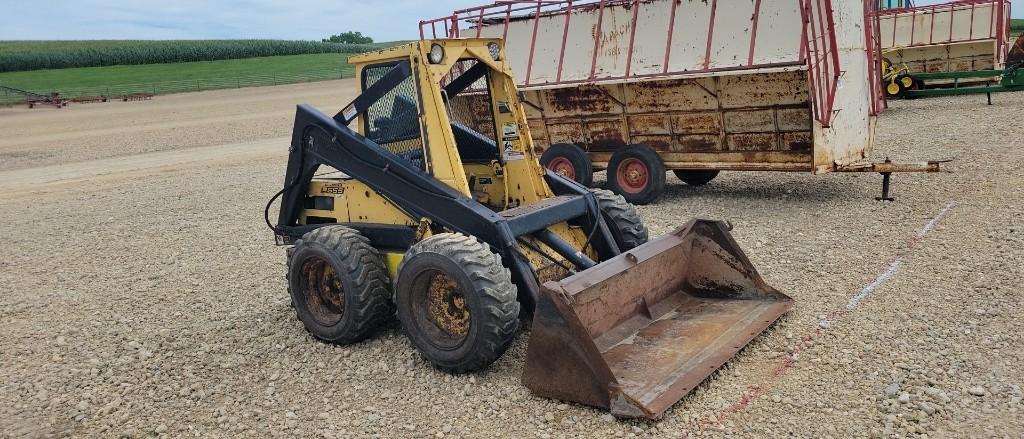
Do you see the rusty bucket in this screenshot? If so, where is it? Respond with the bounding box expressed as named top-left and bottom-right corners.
top-left (522, 219), bottom-right (792, 419)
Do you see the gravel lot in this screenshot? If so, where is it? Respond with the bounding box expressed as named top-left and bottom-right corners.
top-left (1, 82), bottom-right (1021, 438)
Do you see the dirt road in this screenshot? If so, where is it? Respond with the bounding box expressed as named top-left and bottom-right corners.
top-left (1, 82), bottom-right (1021, 438)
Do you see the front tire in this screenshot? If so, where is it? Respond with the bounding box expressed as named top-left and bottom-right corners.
top-left (590, 189), bottom-right (648, 253)
top-left (287, 225), bottom-right (394, 344)
top-left (395, 233), bottom-right (520, 373)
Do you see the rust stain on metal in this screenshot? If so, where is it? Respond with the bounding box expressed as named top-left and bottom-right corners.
top-left (547, 86), bottom-right (618, 114)
top-left (727, 133), bottom-right (778, 151)
top-left (781, 132), bottom-right (813, 152)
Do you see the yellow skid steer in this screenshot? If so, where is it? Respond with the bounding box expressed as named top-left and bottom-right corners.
top-left (265, 39), bottom-right (792, 418)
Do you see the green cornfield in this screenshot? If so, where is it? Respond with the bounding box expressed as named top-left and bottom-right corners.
top-left (0, 40), bottom-right (390, 73)
top-left (1011, 19), bottom-right (1023, 37)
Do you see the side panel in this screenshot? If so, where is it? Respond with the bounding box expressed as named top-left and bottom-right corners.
top-left (885, 41), bottom-right (998, 74)
top-left (476, 0), bottom-right (805, 85)
top-left (879, 2), bottom-right (999, 48)
top-left (877, 1), bottom-right (1004, 72)
top-left (456, 70), bottom-right (815, 171)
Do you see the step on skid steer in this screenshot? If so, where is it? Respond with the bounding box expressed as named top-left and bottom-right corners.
top-left (266, 39), bottom-right (792, 418)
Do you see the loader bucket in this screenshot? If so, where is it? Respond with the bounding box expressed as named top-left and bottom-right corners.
top-left (522, 219), bottom-right (792, 419)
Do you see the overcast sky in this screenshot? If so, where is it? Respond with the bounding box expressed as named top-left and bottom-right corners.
top-left (0, 0), bottom-right (1020, 42)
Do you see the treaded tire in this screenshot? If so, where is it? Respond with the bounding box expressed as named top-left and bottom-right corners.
top-left (287, 225), bottom-right (394, 344)
top-left (395, 233), bottom-right (520, 373)
top-left (540, 143), bottom-right (594, 187)
top-left (590, 188), bottom-right (648, 253)
top-left (673, 170), bottom-right (720, 186)
top-left (607, 144), bottom-right (666, 205)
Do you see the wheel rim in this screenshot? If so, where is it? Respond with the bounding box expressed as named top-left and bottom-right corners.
top-left (900, 77), bottom-right (914, 88)
top-left (887, 82), bottom-right (901, 96)
top-left (300, 256), bottom-right (345, 326)
top-left (411, 270), bottom-right (471, 350)
top-left (547, 157), bottom-right (576, 180)
top-left (615, 157), bottom-right (649, 194)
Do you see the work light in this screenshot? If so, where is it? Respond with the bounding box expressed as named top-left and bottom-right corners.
top-left (429, 44), bottom-right (445, 64)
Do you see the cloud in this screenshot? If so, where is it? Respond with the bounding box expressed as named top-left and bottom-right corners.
top-left (0, 0), bottom-right (469, 41)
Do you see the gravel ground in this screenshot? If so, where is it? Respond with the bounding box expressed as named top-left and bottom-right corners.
top-left (0, 84), bottom-right (1021, 438)
top-left (0, 79), bottom-right (356, 172)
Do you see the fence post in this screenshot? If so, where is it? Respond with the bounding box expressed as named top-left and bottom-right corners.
top-left (196, 79), bottom-right (200, 91)
top-left (152, 83), bottom-right (157, 95)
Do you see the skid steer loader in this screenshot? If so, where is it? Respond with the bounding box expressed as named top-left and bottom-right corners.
top-left (266, 39), bottom-right (792, 419)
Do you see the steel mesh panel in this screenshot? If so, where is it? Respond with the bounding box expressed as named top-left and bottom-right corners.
top-left (361, 63), bottom-right (425, 168)
top-left (445, 60), bottom-right (496, 142)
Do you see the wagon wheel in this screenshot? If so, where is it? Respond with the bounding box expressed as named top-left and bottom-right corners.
top-left (607, 145), bottom-right (666, 205)
top-left (885, 79), bottom-right (905, 98)
top-left (540, 143), bottom-right (593, 187)
top-left (898, 74), bottom-right (915, 90)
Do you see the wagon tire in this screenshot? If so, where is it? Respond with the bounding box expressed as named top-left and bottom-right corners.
top-left (287, 225), bottom-right (394, 345)
top-left (540, 143), bottom-right (593, 187)
top-left (395, 233), bottom-right (520, 373)
top-left (607, 144), bottom-right (666, 205)
top-left (673, 170), bottom-right (720, 186)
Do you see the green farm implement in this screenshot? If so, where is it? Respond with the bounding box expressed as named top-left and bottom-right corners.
top-left (898, 67), bottom-right (1023, 100)
top-left (883, 33), bottom-right (1024, 101)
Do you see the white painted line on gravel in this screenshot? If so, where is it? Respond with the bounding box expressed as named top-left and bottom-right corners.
top-left (686, 201), bottom-right (958, 434)
top-left (823, 200), bottom-right (956, 326)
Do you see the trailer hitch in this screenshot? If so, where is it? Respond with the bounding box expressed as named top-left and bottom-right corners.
top-left (834, 158), bottom-right (947, 201)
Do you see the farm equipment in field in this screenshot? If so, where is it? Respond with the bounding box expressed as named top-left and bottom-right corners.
top-left (0, 85), bottom-right (67, 108)
top-left (882, 53), bottom-right (918, 98)
top-left (421, 0), bottom-right (940, 204)
top-left (266, 39), bottom-right (792, 418)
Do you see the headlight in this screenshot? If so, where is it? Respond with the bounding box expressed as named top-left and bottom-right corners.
top-left (428, 44), bottom-right (445, 64)
top-left (487, 42), bottom-right (501, 61)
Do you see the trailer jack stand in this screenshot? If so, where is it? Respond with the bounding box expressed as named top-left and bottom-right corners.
top-left (876, 172), bottom-right (894, 201)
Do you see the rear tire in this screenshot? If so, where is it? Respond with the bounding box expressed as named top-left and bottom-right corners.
top-left (287, 225), bottom-right (394, 344)
top-left (673, 170), bottom-right (720, 186)
top-left (540, 143), bottom-right (593, 187)
top-left (590, 189), bottom-right (648, 252)
top-left (395, 233), bottom-right (520, 373)
top-left (607, 145), bottom-right (666, 205)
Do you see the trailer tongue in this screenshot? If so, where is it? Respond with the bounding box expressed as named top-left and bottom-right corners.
top-left (524, 220), bottom-right (791, 418)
